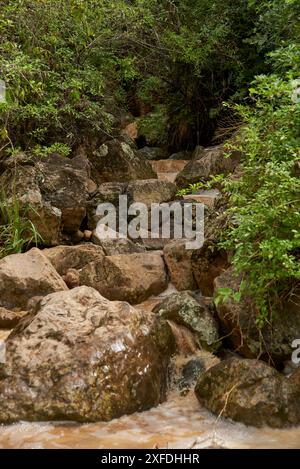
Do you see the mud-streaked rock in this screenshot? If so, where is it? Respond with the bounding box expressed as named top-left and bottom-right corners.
top-left (0, 286), bottom-right (175, 423)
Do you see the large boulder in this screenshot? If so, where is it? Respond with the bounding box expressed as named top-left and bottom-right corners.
top-left (0, 286), bottom-right (175, 423)
top-left (0, 153), bottom-right (89, 243)
top-left (163, 240), bottom-right (197, 291)
top-left (37, 154), bottom-right (89, 233)
top-left (43, 244), bottom-right (105, 276)
top-left (153, 292), bottom-right (220, 352)
top-left (86, 179), bottom-right (176, 236)
top-left (79, 252), bottom-right (168, 304)
top-left (88, 139), bottom-right (157, 184)
top-left (126, 179), bottom-right (177, 208)
top-left (0, 248), bottom-right (68, 310)
top-left (195, 358), bottom-right (300, 428)
top-left (176, 145), bottom-right (240, 187)
top-left (214, 268), bottom-right (300, 363)
top-left (0, 164), bottom-right (61, 246)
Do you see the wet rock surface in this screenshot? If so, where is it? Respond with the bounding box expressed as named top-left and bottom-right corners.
top-left (195, 358), bottom-right (300, 428)
top-left (153, 292), bottom-right (220, 352)
top-left (177, 352), bottom-right (219, 391)
top-left (1, 135), bottom-right (299, 438)
top-left (179, 358), bottom-right (206, 390)
top-left (0, 286), bottom-right (175, 423)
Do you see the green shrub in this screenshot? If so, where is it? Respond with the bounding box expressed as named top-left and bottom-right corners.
top-left (176, 174), bottom-right (226, 197)
top-left (0, 192), bottom-right (41, 258)
top-left (220, 70), bottom-right (300, 326)
top-left (0, 0), bottom-right (134, 153)
top-left (137, 106), bottom-right (169, 146)
top-left (0, 0), bottom-right (262, 154)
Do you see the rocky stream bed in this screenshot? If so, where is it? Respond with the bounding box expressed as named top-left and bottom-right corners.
top-left (0, 138), bottom-right (299, 447)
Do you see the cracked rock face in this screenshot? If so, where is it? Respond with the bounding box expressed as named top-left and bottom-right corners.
top-left (0, 286), bottom-right (175, 423)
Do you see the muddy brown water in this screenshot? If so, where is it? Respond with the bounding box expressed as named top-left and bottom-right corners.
top-left (1, 391), bottom-right (300, 449)
top-left (1, 286), bottom-right (300, 449)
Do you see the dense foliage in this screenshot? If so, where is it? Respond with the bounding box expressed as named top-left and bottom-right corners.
top-left (0, 0), bottom-right (261, 156)
top-left (0, 191), bottom-right (41, 258)
top-left (220, 0), bottom-right (300, 324)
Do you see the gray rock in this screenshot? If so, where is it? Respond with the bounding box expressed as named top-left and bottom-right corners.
top-left (37, 154), bottom-right (89, 233)
top-left (89, 139), bottom-right (157, 184)
top-left (137, 147), bottom-right (166, 161)
top-left (153, 292), bottom-right (220, 352)
top-left (86, 182), bottom-right (126, 231)
top-left (169, 150), bottom-right (193, 160)
top-left (179, 358), bottom-right (206, 391)
top-left (126, 179), bottom-right (177, 208)
top-left (92, 229), bottom-right (146, 255)
top-left (176, 145), bottom-right (240, 187)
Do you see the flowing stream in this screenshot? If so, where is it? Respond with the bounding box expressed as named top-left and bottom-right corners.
top-left (1, 390), bottom-right (300, 449)
top-left (1, 286), bottom-right (300, 449)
